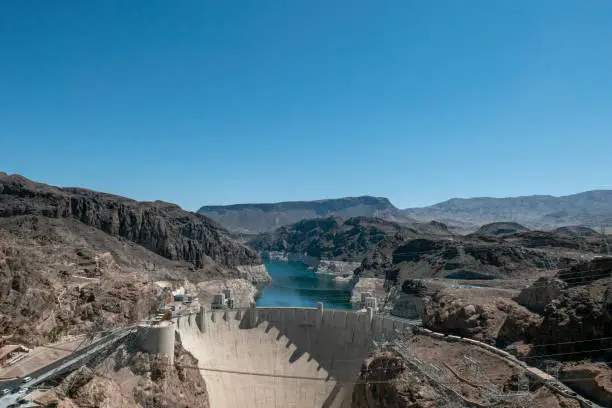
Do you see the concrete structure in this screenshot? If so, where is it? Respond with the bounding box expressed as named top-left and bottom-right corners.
top-left (223, 289), bottom-right (233, 300)
top-left (212, 293), bottom-right (226, 309)
top-left (363, 296), bottom-right (377, 310)
top-left (174, 305), bottom-right (412, 408)
top-left (136, 321), bottom-right (175, 364)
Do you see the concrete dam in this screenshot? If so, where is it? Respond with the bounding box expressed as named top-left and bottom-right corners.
top-left (171, 305), bottom-right (413, 408)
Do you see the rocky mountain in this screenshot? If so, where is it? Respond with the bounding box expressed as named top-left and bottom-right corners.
top-left (0, 173), bottom-right (269, 345)
top-left (0, 173), bottom-right (263, 271)
top-left (198, 196), bottom-right (414, 234)
top-left (200, 189), bottom-right (612, 235)
top-left (403, 190), bottom-right (612, 230)
top-left (248, 216), bottom-right (449, 262)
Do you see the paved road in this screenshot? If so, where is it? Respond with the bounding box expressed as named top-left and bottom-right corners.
top-left (0, 328), bottom-right (133, 408)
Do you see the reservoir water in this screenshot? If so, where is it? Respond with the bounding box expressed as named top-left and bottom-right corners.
top-left (256, 261), bottom-right (353, 309)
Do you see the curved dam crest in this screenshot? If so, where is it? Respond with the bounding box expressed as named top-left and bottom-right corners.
top-left (173, 306), bottom-right (411, 408)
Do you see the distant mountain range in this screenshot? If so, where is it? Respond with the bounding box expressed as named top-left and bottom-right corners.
top-left (404, 190), bottom-right (612, 231)
top-left (198, 190), bottom-right (612, 234)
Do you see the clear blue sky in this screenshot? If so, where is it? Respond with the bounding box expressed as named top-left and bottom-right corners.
top-left (1, 1), bottom-right (611, 210)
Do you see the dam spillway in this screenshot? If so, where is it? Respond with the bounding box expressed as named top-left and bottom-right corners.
top-left (174, 305), bottom-right (412, 408)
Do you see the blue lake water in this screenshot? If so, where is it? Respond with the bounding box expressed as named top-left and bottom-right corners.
top-left (256, 261), bottom-right (353, 309)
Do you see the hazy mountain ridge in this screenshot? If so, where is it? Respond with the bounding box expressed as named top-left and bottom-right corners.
top-left (403, 190), bottom-right (612, 230)
top-left (198, 196), bottom-right (414, 234)
top-left (199, 190), bottom-right (612, 235)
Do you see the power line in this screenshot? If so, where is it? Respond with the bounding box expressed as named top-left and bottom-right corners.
top-left (529, 336), bottom-right (612, 349)
top-left (62, 345), bottom-right (612, 388)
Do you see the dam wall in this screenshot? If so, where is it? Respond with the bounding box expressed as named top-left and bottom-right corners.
top-left (174, 305), bottom-right (413, 408)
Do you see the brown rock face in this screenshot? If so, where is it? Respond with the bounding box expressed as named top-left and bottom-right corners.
top-left (131, 343), bottom-right (209, 408)
top-left (351, 350), bottom-right (440, 408)
top-left (514, 277), bottom-right (567, 314)
top-left (419, 258), bottom-right (612, 406)
top-left (0, 233), bottom-right (159, 344)
top-left (422, 289), bottom-right (542, 346)
top-left (56, 343), bottom-right (209, 408)
top-left (534, 278), bottom-right (612, 357)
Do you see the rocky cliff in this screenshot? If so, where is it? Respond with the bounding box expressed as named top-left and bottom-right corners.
top-left (422, 288), bottom-right (542, 346)
top-left (0, 174), bottom-right (262, 270)
top-left (351, 349), bottom-right (440, 408)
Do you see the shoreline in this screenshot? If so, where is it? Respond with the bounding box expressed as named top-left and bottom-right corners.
top-left (256, 259), bottom-right (354, 309)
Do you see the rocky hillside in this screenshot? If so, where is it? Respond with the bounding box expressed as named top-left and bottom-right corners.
top-left (0, 173), bottom-right (262, 269)
top-left (0, 173), bottom-right (269, 345)
top-left (198, 196), bottom-right (414, 234)
top-left (403, 190), bottom-right (612, 230)
top-left (49, 341), bottom-right (209, 408)
top-left (352, 344), bottom-right (580, 408)
top-left (248, 216), bottom-right (449, 262)
top-left (356, 231), bottom-right (595, 284)
top-left (352, 225), bottom-right (605, 313)
top-left (420, 256), bottom-right (612, 405)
